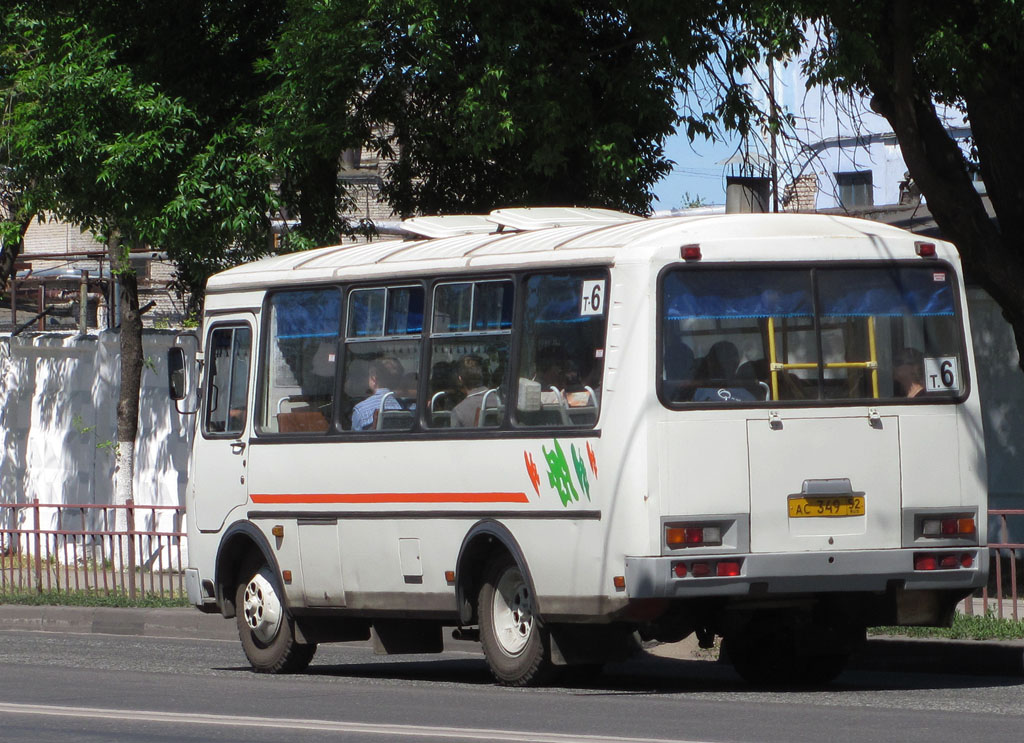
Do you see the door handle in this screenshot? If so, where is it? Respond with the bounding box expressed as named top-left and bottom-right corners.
top-left (230, 441), bottom-right (246, 454)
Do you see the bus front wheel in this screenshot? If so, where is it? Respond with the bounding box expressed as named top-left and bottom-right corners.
top-left (235, 557), bottom-right (316, 673)
top-left (479, 556), bottom-right (552, 686)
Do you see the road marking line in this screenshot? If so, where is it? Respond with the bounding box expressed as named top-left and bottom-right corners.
top-left (0, 702), bottom-right (706, 743)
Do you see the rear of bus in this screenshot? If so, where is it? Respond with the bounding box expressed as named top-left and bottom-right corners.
top-left (627, 222), bottom-right (987, 684)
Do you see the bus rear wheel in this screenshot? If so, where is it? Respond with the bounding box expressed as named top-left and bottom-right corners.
top-left (479, 556), bottom-right (552, 686)
top-left (235, 557), bottom-right (316, 674)
top-left (724, 620), bottom-right (852, 687)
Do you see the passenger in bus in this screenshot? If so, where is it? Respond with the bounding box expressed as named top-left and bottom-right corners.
top-left (351, 356), bottom-right (405, 430)
top-left (695, 340), bottom-right (740, 382)
top-left (535, 345), bottom-right (568, 392)
top-left (452, 355), bottom-right (492, 427)
top-left (893, 347), bottom-right (926, 398)
top-left (663, 336), bottom-right (695, 381)
top-left (397, 371), bottom-right (419, 410)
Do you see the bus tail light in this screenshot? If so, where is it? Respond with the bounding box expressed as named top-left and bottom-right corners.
top-left (717, 561), bottom-right (741, 577)
top-left (671, 559), bottom-right (743, 579)
top-left (914, 554), bottom-right (938, 571)
top-left (920, 516), bottom-right (975, 537)
top-left (914, 552), bottom-right (976, 571)
top-left (681, 244), bottom-right (702, 261)
top-left (915, 241), bottom-right (937, 258)
top-left (665, 524), bottom-right (722, 549)
top-left (691, 562), bottom-right (711, 577)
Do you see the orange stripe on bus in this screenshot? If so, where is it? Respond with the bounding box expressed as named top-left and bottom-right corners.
top-left (249, 492), bottom-right (530, 505)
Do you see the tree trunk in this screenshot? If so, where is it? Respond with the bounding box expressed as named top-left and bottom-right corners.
top-left (0, 216), bottom-right (32, 286)
top-left (108, 236), bottom-right (143, 588)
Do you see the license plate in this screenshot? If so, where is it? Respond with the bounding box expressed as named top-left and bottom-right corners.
top-left (788, 495), bottom-right (865, 518)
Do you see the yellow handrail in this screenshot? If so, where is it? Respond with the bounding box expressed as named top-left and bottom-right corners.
top-left (766, 314), bottom-right (880, 399)
top-left (868, 316), bottom-right (879, 398)
top-left (767, 317), bottom-right (779, 400)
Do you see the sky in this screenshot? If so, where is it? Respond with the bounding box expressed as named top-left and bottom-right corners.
top-left (650, 131), bottom-right (739, 211)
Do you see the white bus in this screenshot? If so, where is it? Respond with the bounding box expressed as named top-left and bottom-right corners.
top-left (173, 208), bottom-right (987, 686)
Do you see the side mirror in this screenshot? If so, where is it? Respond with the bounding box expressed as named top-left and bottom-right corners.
top-left (168, 347), bottom-right (187, 400)
top-left (168, 332), bottom-right (200, 414)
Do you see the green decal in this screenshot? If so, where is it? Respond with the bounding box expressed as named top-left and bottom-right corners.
top-left (571, 443), bottom-right (591, 501)
top-left (543, 439), bottom-right (579, 506)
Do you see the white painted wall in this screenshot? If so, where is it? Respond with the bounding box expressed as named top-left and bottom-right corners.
top-left (0, 330), bottom-right (195, 565)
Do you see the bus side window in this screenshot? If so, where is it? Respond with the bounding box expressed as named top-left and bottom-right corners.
top-left (258, 288), bottom-right (341, 434)
top-left (343, 284), bottom-right (424, 432)
top-left (515, 272), bottom-right (606, 427)
top-left (427, 280), bottom-right (513, 429)
top-left (204, 325), bottom-right (251, 436)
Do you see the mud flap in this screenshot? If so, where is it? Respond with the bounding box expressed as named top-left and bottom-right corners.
top-left (548, 624), bottom-right (641, 666)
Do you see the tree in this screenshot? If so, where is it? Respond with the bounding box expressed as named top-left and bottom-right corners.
top-left (0, 2), bottom-right (284, 512)
top-left (785, 0), bottom-right (1024, 369)
top-left (257, 0), bottom-right (385, 250)
top-left (257, 1), bottom-right (776, 219)
top-left (370, 0), bottom-right (756, 216)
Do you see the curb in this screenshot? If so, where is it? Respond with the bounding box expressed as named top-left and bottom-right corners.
top-left (852, 635), bottom-right (1024, 676)
top-left (0, 605), bottom-right (238, 642)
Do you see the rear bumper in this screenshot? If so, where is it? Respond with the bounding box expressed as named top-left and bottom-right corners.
top-left (625, 548), bottom-right (987, 598)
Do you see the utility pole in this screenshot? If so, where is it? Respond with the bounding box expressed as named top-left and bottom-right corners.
top-left (769, 59), bottom-right (779, 213)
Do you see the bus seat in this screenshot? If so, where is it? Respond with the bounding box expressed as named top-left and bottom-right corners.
top-left (378, 409), bottom-right (415, 430)
top-left (277, 410), bottom-right (329, 433)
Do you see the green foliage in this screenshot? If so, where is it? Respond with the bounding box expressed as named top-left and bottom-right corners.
top-left (258, 1), bottom-right (785, 218)
top-left (0, 590), bottom-right (189, 609)
top-left (873, 611), bottom-right (1024, 641)
top-left (3, 0), bottom-right (801, 294)
top-left (680, 192), bottom-right (710, 209)
top-left (367, 1), bottom-right (690, 215)
top-left (1, 1), bottom-right (285, 302)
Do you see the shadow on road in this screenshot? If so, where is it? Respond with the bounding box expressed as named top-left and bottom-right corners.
top-left (215, 648), bottom-right (1024, 696)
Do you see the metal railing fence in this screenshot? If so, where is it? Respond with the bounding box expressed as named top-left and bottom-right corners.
top-left (0, 499), bottom-right (185, 599)
top-left (965, 508), bottom-right (1024, 622)
top-left (0, 503), bottom-right (1021, 614)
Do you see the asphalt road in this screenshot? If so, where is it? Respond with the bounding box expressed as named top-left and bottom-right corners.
top-left (1, 627), bottom-right (1023, 743)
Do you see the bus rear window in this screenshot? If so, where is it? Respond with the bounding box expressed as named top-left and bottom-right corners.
top-left (661, 265), bottom-right (966, 405)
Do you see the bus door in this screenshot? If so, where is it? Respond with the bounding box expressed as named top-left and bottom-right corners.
top-left (194, 316), bottom-right (255, 532)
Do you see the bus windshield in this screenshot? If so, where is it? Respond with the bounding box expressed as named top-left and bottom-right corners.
top-left (661, 264), bottom-right (966, 405)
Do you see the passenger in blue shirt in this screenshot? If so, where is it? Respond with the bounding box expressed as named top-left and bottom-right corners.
top-left (351, 356), bottom-right (405, 430)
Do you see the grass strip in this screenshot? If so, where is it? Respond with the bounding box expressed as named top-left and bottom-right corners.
top-left (0, 591), bottom-right (190, 609)
top-left (872, 611), bottom-right (1024, 641)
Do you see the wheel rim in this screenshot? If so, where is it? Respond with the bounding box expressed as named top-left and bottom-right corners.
top-left (242, 567), bottom-right (283, 645)
top-left (491, 566), bottom-right (534, 657)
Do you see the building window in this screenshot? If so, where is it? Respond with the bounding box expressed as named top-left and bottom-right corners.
top-left (835, 171), bottom-right (874, 208)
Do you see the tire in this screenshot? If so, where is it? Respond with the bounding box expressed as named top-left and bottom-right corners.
top-left (478, 556), bottom-right (553, 686)
top-left (725, 632), bottom-right (849, 688)
top-left (235, 557), bottom-right (316, 674)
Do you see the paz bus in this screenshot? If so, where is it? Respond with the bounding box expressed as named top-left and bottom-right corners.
top-left (171, 208), bottom-right (987, 686)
